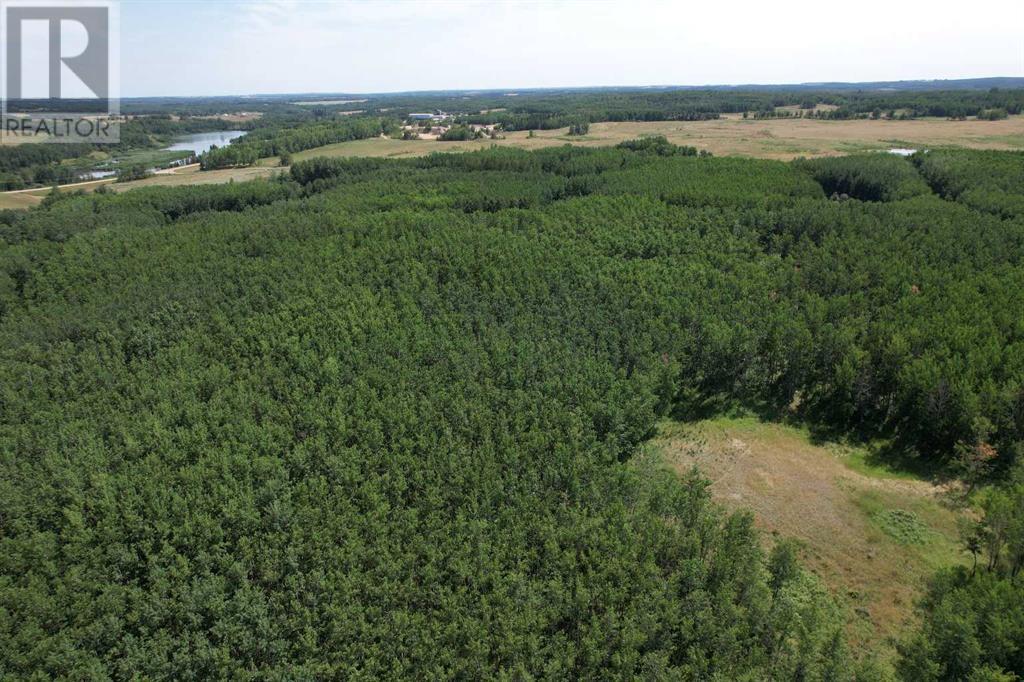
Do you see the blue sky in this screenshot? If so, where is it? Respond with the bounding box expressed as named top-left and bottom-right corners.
top-left (118, 0), bottom-right (1024, 97)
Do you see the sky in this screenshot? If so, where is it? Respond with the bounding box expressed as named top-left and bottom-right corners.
top-left (109, 0), bottom-right (1023, 97)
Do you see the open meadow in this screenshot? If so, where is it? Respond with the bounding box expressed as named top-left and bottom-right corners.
top-left (291, 115), bottom-right (1024, 162)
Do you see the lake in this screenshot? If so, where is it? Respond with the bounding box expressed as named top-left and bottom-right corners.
top-left (165, 130), bottom-right (246, 155)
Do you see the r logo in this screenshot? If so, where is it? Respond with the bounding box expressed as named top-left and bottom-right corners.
top-left (4, 5), bottom-right (109, 102)
top-left (0, 1), bottom-right (118, 142)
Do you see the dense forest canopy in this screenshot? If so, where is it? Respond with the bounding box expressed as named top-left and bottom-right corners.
top-left (2, 142), bottom-right (1024, 678)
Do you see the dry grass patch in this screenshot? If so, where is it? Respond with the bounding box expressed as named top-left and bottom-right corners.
top-left (0, 192), bottom-right (43, 210)
top-left (655, 416), bottom-right (965, 662)
top-left (108, 164), bottom-right (282, 192)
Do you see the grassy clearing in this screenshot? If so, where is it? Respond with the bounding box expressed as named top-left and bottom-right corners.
top-left (819, 440), bottom-right (927, 482)
top-left (655, 415), bottom-right (965, 666)
top-left (290, 135), bottom-right (519, 161)
top-left (0, 192), bottom-right (43, 210)
top-left (108, 165), bottom-right (282, 191)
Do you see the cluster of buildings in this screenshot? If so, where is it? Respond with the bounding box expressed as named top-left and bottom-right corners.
top-left (407, 110), bottom-right (449, 122)
top-left (401, 110), bottom-right (502, 141)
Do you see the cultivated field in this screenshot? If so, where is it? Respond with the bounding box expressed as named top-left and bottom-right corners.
top-left (655, 417), bottom-right (964, 663)
top-left (293, 115), bottom-right (1024, 161)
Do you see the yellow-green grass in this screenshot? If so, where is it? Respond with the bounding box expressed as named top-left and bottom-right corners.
top-left (293, 115), bottom-right (1024, 162)
top-left (654, 416), bottom-right (965, 666)
top-left (0, 165), bottom-right (283, 208)
top-left (107, 165), bottom-right (282, 191)
top-left (0, 191), bottom-right (44, 210)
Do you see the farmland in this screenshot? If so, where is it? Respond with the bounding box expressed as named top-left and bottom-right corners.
top-left (292, 115), bottom-right (1024, 162)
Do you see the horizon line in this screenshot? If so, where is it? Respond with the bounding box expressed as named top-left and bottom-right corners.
top-left (113, 75), bottom-right (1024, 101)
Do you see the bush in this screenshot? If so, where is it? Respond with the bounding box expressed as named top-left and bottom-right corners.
top-left (438, 125), bottom-right (482, 141)
top-left (979, 108), bottom-right (1009, 121)
top-left (116, 164), bottom-right (152, 183)
top-left (568, 120), bottom-right (590, 136)
top-left (617, 136), bottom-right (699, 156)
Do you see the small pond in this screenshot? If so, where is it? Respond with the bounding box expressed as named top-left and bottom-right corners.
top-left (164, 130), bottom-right (246, 155)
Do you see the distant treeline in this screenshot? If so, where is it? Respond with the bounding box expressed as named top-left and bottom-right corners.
top-left (391, 88), bottom-right (1024, 129)
top-left (65, 83), bottom-right (1024, 126)
top-left (462, 108), bottom-right (721, 131)
top-left (200, 117), bottom-right (396, 169)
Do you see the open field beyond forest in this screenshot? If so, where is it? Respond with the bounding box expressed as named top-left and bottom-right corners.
top-left (291, 115), bottom-right (1024, 162)
top-left (656, 417), bottom-right (965, 665)
top-left (3, 115), bottom-right (1023, 209)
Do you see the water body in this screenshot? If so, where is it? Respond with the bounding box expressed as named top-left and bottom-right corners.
top-left (887, 148), bottom-right (917, 156)
top-left (165, 130), bottom-right (246, 155)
